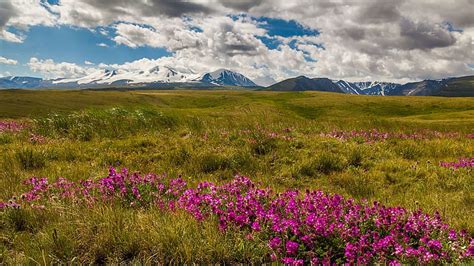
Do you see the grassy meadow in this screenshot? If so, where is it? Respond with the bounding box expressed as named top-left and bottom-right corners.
top-left (0, 89), bottom-right (473, 264)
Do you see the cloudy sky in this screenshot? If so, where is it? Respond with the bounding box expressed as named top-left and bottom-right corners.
top-left (0, 0), bottom-right (473, 86)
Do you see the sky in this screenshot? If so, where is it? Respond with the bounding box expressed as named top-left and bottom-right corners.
top-left (0, 0), bottom-right (473, 86)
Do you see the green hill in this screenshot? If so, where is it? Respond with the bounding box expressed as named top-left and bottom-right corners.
top-left (265, 76), bottom-right (344, 93)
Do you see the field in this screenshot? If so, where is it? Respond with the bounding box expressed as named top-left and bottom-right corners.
top-left (0, 90), bottom-right (473, 264)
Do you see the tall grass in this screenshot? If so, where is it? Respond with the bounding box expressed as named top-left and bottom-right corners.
top-left (33, 107), bottom-right (177, 140)
top-left (0, 90), bottom-right (473, 263)
top-left (0, 206), bottom-right (269, 264)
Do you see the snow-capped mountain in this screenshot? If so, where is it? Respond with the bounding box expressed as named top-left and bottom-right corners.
top-left (0, 76), bottom-right (44, 88)
top-left (53, 69), bottom-right (121, 85)
top-left (336, 81), bottom-right (401, 95)
top-left (53, 66), bottom-right (200, 86)
top-left (266, 75), bottom-right (474, 97)
top-left (2, 69), bottom-right (473, 96)
top-left (0, 67), bottom-right (257, 89)
top-left (198, 69), bottom-right (257, 87)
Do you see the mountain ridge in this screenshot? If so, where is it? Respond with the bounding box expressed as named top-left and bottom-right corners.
top-left (1, 69), bottom-right (473, 96)
top-left (198, 69), bottom-right (257, 87)
top-left (0, 67), bottom-right (258, 89)
top-left (265, 75), bottom-right (474, 97)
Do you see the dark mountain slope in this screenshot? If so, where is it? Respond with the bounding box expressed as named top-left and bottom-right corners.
top-left (266, 76), bottom-right (344, 93)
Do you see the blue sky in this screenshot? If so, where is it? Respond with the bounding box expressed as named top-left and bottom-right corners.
top-left (0, 17), bottom-right (319, 78)
top-left (1, 26), bottom-right (171, 76)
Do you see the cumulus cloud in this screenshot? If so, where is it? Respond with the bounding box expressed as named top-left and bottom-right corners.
top-left (398, 18), bottom-right (457, 50)
top-left (2, 0), bottom-right (473, 83)
top-left (113, 22), bottom-right (203, 50)
top-left (218, 0), bottom-right (264, 12)
top-left (1, 0), bottom-right (56, 42)
top-left (0, 1), bottom-right (22, 42)
top-left (0, 56), bottom-right (18, 65)
top-left (27, 57), bottom-right (96, 79)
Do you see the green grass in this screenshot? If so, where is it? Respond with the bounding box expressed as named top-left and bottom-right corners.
top-left (0, 89), bottom-right (473, 263)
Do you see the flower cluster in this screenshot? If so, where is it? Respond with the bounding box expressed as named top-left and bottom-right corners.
top-left (13, 168), bottom-right (185, 208)
top-left (0, 201), bottom-right (20, 209)
top-left (0, 120), bottom-right (26, 133)
top-left (29, 133), bottom-right (46, 144)
top-left (440, 158), bottom-right (474, 169)
top-left (320, 129), bottom-right (470, 143)
top-left (2, 168), bottom-right (473, 264)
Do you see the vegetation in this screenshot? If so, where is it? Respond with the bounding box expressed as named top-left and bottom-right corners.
top-left (0, 89), bottom-right (473, 264)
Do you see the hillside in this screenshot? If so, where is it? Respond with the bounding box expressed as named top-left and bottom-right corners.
top-left (1, 90), bottom-right (473, 264)
top-left (266, 75), bottom-right (474, 97)
top-left (435, 76), bottom-right (474, 97)
top-left (265, 76), bottom-right (344, 93)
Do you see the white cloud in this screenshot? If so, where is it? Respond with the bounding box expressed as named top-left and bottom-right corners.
top-left (0, 0), bottom-right (57, 43)
top-left (0, 29), bottom-right (24, 43)
top-left (108, 16), bottom-right (301, 85)
top-left (1, 0), bottom-right (473, 83)
top-left (84, 60), bottom-right (94, 65)
top-left (113, 20), bottom-right (205, 51)
top-left (27, 57), bottom-right (96, 79)
top-left (0, 56), bottom-right (18, 65)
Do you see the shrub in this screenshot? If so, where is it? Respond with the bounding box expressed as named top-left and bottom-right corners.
top-left (3, 208), bottom-right (47, 232)
top-left (299, 153), bottom-right (345, 176)
top-left (335, 174), bottom-right (376, 199)
top-left (396, 142), bottom-right (423, 160)
top-left (200, 154), bottom-right (230, 173)
top-left (252, 138), bottom-right (277, 156)
top-left (229, 152), bottom-right (255, 173)
top-left (171, 148), bottom-right (191, 166)
top-left (0, 134), bottom-right (13, 144)
top-left (347, 148), bottom-right (364, 167)
top-left (16, 148), bottom-right (46, 170)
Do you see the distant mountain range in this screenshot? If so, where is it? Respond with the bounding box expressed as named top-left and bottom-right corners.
top-left (265, 75), bottom-right (474, 97)
top-left (1, 67), bottom-right (473, 96)
top-left (0, 68), bottom-right (257, 89)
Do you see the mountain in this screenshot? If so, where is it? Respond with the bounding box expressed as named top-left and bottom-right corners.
top-left (335, 81), bottom-right (401, 95)
top-left (435, 76), bottom-right (474, 97)
top-left (0, 76), bottom-right (44, 88)
top-left (53, 67), bottom-right (199, 86)
top-left (266, 75), bottom-right (474, 97)
top-left (0, 67), bottom-right (257, 89)
top-left (266, 76), bottom-right (344, 93)
top-left (198, 69), bottom-right (257, 87)
top-left (2, 69), bottom-right (473, 96)
top-left (396, 77), bottom-right (474, 97)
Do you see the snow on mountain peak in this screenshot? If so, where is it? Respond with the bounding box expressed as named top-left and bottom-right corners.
top-left (200, 69), bottom-right (257, 87)
top-left (208, 69), bottom-right (231, 79)
top-left (5, 66), bottom-right (257, 88)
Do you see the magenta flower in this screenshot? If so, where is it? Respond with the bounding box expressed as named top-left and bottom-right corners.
top-left (269, 237), bottom-right (282, 249)
top-left (0, 120), bottom-right (27, 133)
top-left (286, 241), bottom-right (299, 255)
top-left (2, 168), bottom-right (473, 264)
top-left (440, 158), bottom-right (474, 169)
top-left (320, 129), bottom-right (467, 143)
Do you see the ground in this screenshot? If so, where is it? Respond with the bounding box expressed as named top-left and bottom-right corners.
top-left (0, 90), bottom-right (473, 264)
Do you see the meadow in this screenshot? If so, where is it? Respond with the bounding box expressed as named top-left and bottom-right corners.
top-left (0, 89), bottom-right (473, 264)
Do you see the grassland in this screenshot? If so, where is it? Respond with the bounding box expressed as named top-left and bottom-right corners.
top-left (0, 89), bottom-right (473, 264)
